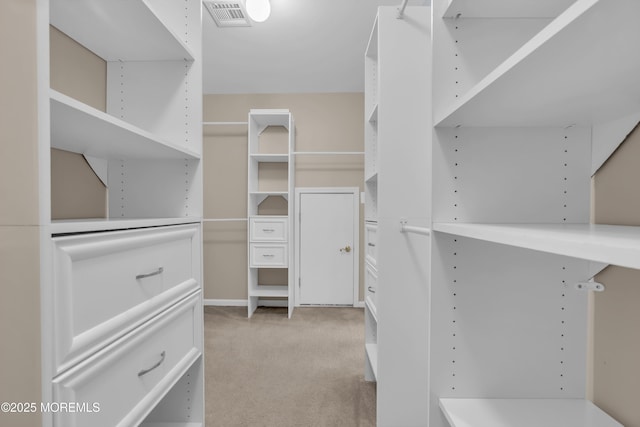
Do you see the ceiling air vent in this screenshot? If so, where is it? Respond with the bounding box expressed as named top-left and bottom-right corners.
top-left (204, 1), bottom-right (252, 27)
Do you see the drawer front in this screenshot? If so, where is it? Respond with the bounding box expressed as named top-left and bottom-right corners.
top-left (52, 224), bottom-right (200, 376)
top-left (52, 291), bottom-right (202, 427)
top-left (250, 216), bottom-right (288, 242)
top-left (250, 243), bottom-right (288, 267)
top-left (365, 262), bottom-right (378, 310)
top-left (365, 223), bottom-right (378, 266)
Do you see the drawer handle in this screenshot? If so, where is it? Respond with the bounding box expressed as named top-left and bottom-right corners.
top-left (263, 228), bottom-right (276, 232)
top-left (368, 286), bottom-right (376, 293)
top-left (136, 267), bottom-right (164, 280)
top-left (138, 351), bottom-right (166, 377)
top-left (368, 243), bottom-right (376, 247)
top-left (262, 254), bottom-right (275, 258)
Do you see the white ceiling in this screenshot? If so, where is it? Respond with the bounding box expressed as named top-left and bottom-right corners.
top-left (202, 0), bottom-right (429, 94)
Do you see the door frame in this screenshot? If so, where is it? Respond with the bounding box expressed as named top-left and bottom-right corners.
top-left (294, 187), bottom-right (360, 306)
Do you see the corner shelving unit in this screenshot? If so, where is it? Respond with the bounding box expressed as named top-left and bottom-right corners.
top-left (247, 109), bottom-right (295, 318)
top-left (427, 0), bottom-right (639, 426)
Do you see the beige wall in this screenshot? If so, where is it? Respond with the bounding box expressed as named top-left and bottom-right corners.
top-left (50, 25), bottom-right (107, 219)
top-left (591, 123), bottom-right (640, 426)
top-left (0, 1), bottom-right (42, 426)
top-left (203, 93), bottom-right (364, 301)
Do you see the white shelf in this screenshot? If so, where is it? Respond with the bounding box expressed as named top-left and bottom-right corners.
top-left (439, 398), bottom-right (622, 427)
top-left (250, 109), bottom-right (291, 130)
top-left (368, 104), bottom-right (378, 124)
top-left (436, 0), bottom-right (640, 127)
top-left (365, 171), bottom-right (378, 184)
top-left (365, 17), bottom-right (378, 59)
top-left (365, 296), bottom-right (378, 322)
top-left (50, 0), bottom-right (195, 61)
top-left (433, 222), bottom-right (640, 270)
top-left (249, 286), bottom-right (288, 298)
top-left (51, 90), bottom-right (199, 160)
top-left (365, 343), bottom-right (378, 380)
top-left (50, 217), bottom-right (201, 235)
top-left (250, 154), bottom-right (289, 163)
top-left (443, 0), bottom-right (575, 18)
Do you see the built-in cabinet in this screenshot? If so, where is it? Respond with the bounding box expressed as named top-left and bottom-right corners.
top-left (370, 1), bottom-right (640, 426)
top-left (247, 109), bottom-right (295, 318)
top-left (38, 0), bottom-right (204, 425)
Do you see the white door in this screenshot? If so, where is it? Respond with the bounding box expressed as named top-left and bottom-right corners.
top-left (298, 191), bottom-right (356, 305)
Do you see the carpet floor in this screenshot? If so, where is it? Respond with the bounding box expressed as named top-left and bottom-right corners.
top-left (204, 306), bottom-right (376, 427)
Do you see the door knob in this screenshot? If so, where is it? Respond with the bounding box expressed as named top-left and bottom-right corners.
top-left (340, 245), bottom-right (352, 253)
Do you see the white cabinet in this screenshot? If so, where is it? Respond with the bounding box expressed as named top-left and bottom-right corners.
top-left (51, 225), bottom-right (200, 376)
top-left (52, 292), bottom-right (202, 427)
top-left (247, 110), bottom-right (295, 318)
top-left (37, 0), bottom-right (205, 425)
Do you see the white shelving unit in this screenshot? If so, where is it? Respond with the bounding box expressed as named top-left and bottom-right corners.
top-left (426, 0), bottom-right (640, 426)
top-left (362, 7), bottom-right (432, 425)
top-left (439, 399), bottom-right (622, 427)
top-left (247, 109), bottom-right (295, 318)
top-left (35, 0), bottom-right (205, 425)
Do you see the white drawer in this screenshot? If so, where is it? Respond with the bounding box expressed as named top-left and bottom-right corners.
top-left (250, 216), bottom-right (288, 242)
top-left (52, 224), bottom-right (200, 376)
top-left (250, 243), bottom-right (288, 268)
top-left (52, 291), bottom-right (202, 427)
top-left (365, 223), bottom-right (378, 266)
top-left (365, 261), bottom-right (378, 311)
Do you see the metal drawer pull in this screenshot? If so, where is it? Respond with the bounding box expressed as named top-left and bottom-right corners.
top-left (136, 267), bottom-right (164, 280)
top-left (262, 254), bottom-right (275, 257)
top-left (263, 228), bottom-right (276, 232)
top-left (368, 286), bottom-right (376, 293)
top-left (368, 243), bottom-right (376, 247)
top-left (138, 351), bottom-right (166, 377)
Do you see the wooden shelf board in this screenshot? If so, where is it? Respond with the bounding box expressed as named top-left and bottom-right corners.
top-left (365, 343), bottom-right (378, 380)
top-left (433, 222), bottom-right (640, 270)
top-left (249, 286), bottom-right (289, 298)
top-left (443, 0), bottom-right (575, 18)
top-left (50, 217), bottom-right (201, 235)
top-left (50, 0), bottom-right (194, 61)
top-left (439, 398), bottom-right (622, 427)
top-left (51, 90), bottom-right (199, 160)
top-left (436, 0), bottom-right (640, 127)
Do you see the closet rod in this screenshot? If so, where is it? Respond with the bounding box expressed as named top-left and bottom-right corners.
top-left (397, 0), bottom-right (409, 18)
top-left (203, 218), bottom-right (248, 222)
top-left (292, 151), bottom-right (364, 155)
top-left (400, 220), bottom-right (431, 236)
top-left (202, 121), bottom-right (248, 126)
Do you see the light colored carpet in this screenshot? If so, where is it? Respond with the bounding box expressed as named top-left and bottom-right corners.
top-left (204, 306), bottom-right (376, 427)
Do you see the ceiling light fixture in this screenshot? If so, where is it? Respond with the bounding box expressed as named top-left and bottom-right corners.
top-left (245, 0), bottom-right (271, 22)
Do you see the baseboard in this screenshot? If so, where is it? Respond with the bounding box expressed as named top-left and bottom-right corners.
top-left (203, 299), bottom-right (247, 306)
top-left (354, 301), bottom-right (365, 308)
top-left (203, 299), bottom-right (289, 308)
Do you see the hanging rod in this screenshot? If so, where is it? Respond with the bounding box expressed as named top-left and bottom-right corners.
top-left (292, 151), bottom-right (364, 156)
top-left (400, 219), bottom-right (431, 236)
top-left (202, 121), bottom-right (248, 126)
top-left (397, 0), bottom-right (409, 19)
top-left (203, 218), bottom-right (248, 222)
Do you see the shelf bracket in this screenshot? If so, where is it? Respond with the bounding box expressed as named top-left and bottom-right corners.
top-left (575, 282), bottom-right (605, 292)
top-left (400, 218), bottom-right (431, 236)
